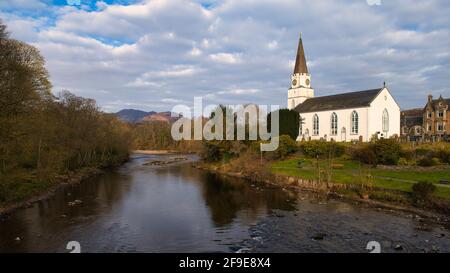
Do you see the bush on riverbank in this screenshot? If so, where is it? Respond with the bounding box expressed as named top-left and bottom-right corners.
top-left (411, 181), bottom-right (437, 205)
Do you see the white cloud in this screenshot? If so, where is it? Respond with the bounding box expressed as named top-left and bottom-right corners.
top-left (218, 88), bottom-right (260, 95)
top-left (142, 65), bottom-right (200, 78)
top-left (209, 52), bottom-right (242, 64)
top-left (189, 47), bottom-right (202, 56)
top-left (2, 0), bottom-right (450, 112)
top-left (267, 40), bottom-right (278, 50)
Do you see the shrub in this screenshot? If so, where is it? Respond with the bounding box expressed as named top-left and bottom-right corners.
top-left (398, 157), bottom-right (409, 166)
top-left (273, 135), bottom-right (298, 159)
top-left (417, 157), bottom-right (439, 167)
top-left (436, 149), bottom-right (450, 164)
top-left (300, 140), bottom-right (345, 158)
top-left (373, 139), bottom-right (401, 165)
top-left (351, 144), bottom-right (377, 165)
top-left (400, 147), bottom-right (415, 161)
top-left (411, 181), bottom-right (436, 205)
top-left (201, 141), bottom-right (222, 162)
top-left (415, 147), bottom-right (431, 157)
top-left (301, 140), bottom-right (327, 157)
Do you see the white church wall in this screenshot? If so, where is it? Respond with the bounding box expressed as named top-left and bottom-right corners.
top-left (298, 107), bottom-right (369, 142)
top-left (368, 88), bottom-right (401, 139)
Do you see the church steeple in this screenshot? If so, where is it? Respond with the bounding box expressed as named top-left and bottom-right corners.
top-left (293, 34), bottom-right (308, 74)
top-left (288, 33), bottom-right (314, 110)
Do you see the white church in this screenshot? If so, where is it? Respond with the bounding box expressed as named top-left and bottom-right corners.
top-left (288, 36), bottom-right (400, 142)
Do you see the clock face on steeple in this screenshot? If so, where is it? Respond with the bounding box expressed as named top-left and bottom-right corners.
top-left (292, 79), bottom-right (297, 87)
top-left (305, 79), bottom-right (310, 86)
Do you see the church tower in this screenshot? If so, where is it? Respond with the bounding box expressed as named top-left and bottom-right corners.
top-left (287, 34), bottom-right (314, 110)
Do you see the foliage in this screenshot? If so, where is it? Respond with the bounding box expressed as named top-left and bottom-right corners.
top-left (272, 135), bottom-right (298, 159)
top-left (411, 181), bottom-right (437, 205)
top-left (417, 157), bottom-right (440, 167)
top-left (372, 139), bottom-right (401, 165)
top-left (131, 122), bottom-right (175, 150)
top-left (267, 109), bottom-right (299, 141)
top-left (0, 22), bottom-right (130, 205)
top-left (300, 140), bottom-right (345, 158)
top-left (226, 149), bottom-right (274, 182)
top-left (350, 139), bottom-right (401, 165)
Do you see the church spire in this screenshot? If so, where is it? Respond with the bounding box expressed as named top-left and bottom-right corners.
top-left (293, 34), bottom-right (309, 74)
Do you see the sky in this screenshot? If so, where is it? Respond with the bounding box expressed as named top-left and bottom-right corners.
top-left (1, 0), bottom-right (449, 112)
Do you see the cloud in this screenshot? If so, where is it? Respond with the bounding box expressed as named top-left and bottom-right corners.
top-left (218, 88), bottom-right (260, 95)
top-left (1, 0), bottom-right (449, 112)
top-left (209, 52), bottom-right (242, 64)
top-left (0, 0), bottom-right (46, 10)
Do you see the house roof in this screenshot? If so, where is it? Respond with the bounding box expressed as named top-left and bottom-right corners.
top-left (401, 108), bottom-right (423, 127)
top-left (293, 36), bottom-right (308, 74)
top-left (294, 88), bottom-right (383, 113)
top-left (431, 98), bottom-right (450, 109)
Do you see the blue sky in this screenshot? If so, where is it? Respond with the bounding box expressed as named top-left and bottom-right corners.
top-left (1, 0), bottom-right (449, 112)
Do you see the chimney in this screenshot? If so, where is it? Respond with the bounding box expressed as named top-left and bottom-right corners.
top-left (428, 94), bottom-right (433, 103)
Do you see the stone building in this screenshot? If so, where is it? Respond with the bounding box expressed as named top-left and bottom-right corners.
top-left (423, 95), bottom-right (449, 140)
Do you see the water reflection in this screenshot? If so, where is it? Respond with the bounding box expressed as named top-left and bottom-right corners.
top-left (0, 155), bottom-right (294, 252)
top-left (1, 155), bottom-right (448, 253)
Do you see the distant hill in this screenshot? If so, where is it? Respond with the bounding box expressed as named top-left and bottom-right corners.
top-left (115, 109), bottom-right (180, 123)
top-left (115, 109), bottom-right (156, 123)
top-left (139, 111), bottom-right (180, 123)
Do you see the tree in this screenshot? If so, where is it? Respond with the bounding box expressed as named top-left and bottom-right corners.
top-left (267, 109), bottom-right (299, 141)
top-left (0, 24), bottom-right (52, 172)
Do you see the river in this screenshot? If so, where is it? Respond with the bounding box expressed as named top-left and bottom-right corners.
top-left (0, 154), bottom-right (449, 253)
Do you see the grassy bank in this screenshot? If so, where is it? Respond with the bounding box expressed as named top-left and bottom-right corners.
top-left (0, 156), bottom-right (128, 214)
top-left (272, 157), bottom-right (450, 198)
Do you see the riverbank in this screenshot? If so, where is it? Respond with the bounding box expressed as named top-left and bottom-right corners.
top-left (193, 162), bottom-right (450, 225)
top-left (0, 159), bottom-right (129, 218)
top-left (132, 150), bottom-right (179, 155)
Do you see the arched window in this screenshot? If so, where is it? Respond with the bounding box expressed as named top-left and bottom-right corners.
top-left (351, 111), bottom-right (358, 134)
top-left (291, 100), bottom-right (295, 109)
top-left (313, 114), bottom-right (319, 135)
top-left (331, 112), bottom-right (338, 135)
top-left (382, 109), bottom-right (389, 132)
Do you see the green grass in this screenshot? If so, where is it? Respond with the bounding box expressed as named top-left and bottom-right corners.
top-left (272, 156), bottom-right (450, 198)
top-left (0, 169), bottom-right (57, 207)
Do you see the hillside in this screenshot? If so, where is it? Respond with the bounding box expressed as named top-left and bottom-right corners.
top-left (115, 109), bottom-right (156, 123)
top-left (116, 109), bottom-right (180, 123)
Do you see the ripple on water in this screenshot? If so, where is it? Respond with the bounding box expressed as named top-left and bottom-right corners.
top-left (232, 198), bottom-right (450, 253)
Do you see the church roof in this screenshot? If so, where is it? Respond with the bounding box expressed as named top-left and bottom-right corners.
top-left (293, 36), bottom-right (308, 74)
top-left (294, 88), bottom-right (383, 113)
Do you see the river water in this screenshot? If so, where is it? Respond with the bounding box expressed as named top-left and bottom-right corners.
top-left (0, 154), bottom-right (449, 253)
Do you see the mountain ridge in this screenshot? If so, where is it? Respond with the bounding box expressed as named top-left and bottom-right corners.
top-left (115, 109), bottom-right (179, 123)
